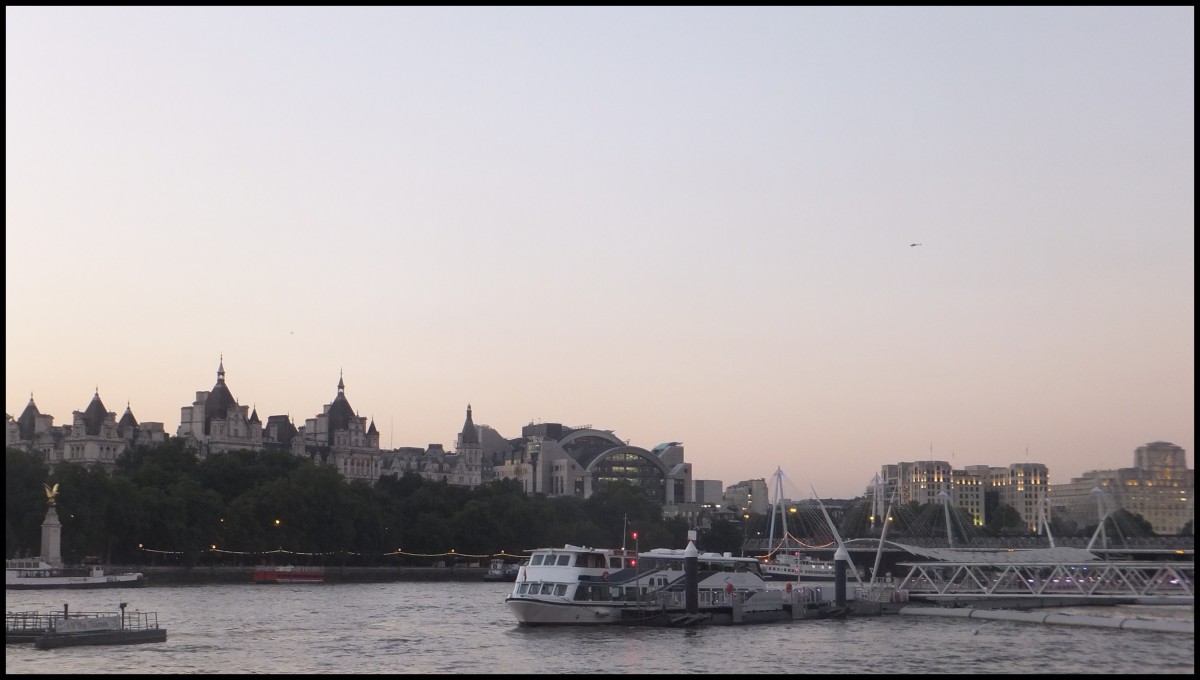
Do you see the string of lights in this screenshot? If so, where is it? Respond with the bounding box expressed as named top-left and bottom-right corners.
top-left (136, 545), bottom-right (526, 559)
top-left (761, 532), bottom-right (836, 560)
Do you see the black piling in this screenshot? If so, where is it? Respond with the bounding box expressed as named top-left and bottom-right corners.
top-left (684, 540), bottom-right (699, 614)
top-left (834, 546), bottom-right (848, 609)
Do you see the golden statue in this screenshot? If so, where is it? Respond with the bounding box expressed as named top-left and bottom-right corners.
top-left (43, 482), bottom-right (59, 507)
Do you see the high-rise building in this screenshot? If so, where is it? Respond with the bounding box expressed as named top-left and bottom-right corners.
top-left (1050, 441), bottom-right (1193, 535)
top-left (879, 459), bottom-right (1049, 530)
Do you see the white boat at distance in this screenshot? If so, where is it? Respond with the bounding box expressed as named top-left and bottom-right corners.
top-left (759, 551), bottom-right (838, 582)
top-left (483, 557), bottom-right (522, 582)
top-left (505, 543), bottom-right (839, 626)
top-left (757, 467), bottom-right (839, 583)
top-left (6, 558), bottom-right (145, 590)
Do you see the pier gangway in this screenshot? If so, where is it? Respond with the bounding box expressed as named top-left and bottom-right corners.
top-left (892, 558), bottom-right (1194, 605)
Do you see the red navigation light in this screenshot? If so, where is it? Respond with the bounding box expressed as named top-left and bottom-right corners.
top-left (629, 559), bottom-right (637, 567)
top-left (631, 532), bottom-right (638, 540)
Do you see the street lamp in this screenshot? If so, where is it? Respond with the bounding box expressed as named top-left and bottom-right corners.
top-left (741, 514), bottom-right (750, 557)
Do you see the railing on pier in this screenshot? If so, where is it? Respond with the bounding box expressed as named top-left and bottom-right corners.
top-left (6, 610), bottom-right (112, 633)
top-left (6, 609), bottom-right (160, 635)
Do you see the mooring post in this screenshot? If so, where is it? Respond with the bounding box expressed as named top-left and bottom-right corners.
top-left (684, 533), bottom-right (699, 615)
top-left (835, 545), bottom-right (849, 609)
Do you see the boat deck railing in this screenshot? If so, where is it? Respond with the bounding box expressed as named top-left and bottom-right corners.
top-left (109, 611), bottom-right (160, 632)
top-left (6, 610), bottom-right (160, 634)
top-left (6, 610), bottom-right (110, 633)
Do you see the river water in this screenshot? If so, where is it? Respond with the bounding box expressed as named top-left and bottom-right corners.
top-left (5, 582), bottom-right (1194, 674)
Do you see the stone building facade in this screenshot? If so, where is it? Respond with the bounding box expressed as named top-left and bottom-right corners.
top-left (878, 459), bottom-right (1050, 531)
top-left (6, 391), bottom-right (164, 470)
top-left (292, 373), bottom-right (381, 483)
top-left (493, 422), bottom-right (693, 505)
top-left (176, 359), bottom-right (263, 457)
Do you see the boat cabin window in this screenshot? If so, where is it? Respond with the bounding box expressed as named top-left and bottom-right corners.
top-left (579, 553), bottom-right (605, 569)
top-left (530, 554), bottom-right (545, 566)
top-left (574, 585), bottom-right (613, 601)
top-left (554, 584), bottom-right (567, 596)
top-left (555, 555), bottom-right (572, 566)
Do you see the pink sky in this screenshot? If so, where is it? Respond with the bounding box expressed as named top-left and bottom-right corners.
top-left (6, 7), bottom-right (1194, 498)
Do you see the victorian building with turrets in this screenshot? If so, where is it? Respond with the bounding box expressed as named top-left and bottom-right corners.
top-left (177, 358), bottom-right (263, 457)
top-left (6, 390), bottom-right (165, 469)
top-left (377, 404), bottom-right (485, 487)
top-left (292, 372), bottom-right (381, 482)
top-left (7, 394), bottom-right (62, 460)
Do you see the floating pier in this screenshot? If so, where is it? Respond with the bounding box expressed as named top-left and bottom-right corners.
top-left (6, 603), bottom-right (167, 649)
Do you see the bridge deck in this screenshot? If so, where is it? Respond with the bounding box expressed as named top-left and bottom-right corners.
top-left (890, 560), bottom-right (1194, 603)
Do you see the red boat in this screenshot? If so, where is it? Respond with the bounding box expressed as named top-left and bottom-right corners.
top-left (252, 565), bottom-right (325, 584)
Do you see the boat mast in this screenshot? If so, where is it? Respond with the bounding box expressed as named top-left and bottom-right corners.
top-left (622, 513), bottom-right (628, 555)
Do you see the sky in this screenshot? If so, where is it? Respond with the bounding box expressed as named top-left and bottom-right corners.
top-left (5, 7), bottom-right (1194, 499)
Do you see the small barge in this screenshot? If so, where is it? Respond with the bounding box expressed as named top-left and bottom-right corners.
top-left (253, 565), bottom-right (325, 584)
top-left (6, 603), bottom-right (167, 649)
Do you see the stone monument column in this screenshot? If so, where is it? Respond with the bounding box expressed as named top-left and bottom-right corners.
top-left (40, 483), bottom-right (63, 567)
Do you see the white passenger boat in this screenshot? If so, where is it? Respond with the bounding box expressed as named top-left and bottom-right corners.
top-left (5, 558), bottom-right (145, 590)
top-left (504, 543), bottom-right (834, 626)
top-left (759, 552), bottom-right (838, 582)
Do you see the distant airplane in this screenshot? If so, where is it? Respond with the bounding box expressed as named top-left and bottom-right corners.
top-left (910, 243), bottom-right (923, 247)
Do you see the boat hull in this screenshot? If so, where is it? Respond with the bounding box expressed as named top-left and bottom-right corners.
top-left (33, 628), bottom-right (167, 649)
top-left (506, 598), bottom-right (628, 625)
top-left (6, 575), bottom-right (145, 590)
top-left (505, 597), bottom-right (809, 627)
top-left (252, 566), bottom-right (325, 584)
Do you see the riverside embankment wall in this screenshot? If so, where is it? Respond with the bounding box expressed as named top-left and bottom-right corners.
top-left (136, 565), bottom-right (489, 585)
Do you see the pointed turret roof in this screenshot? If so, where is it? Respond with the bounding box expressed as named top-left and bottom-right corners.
top-left (367, 419), bottom-right (378, 436)
top-left (204, 356), bottom-right (239, 434)
top-left (326, 370), bottom-right (355, 433)
top-left (249, 405), bottom-right (261, 424)
top-left (82, 388), bottom-right (110, 436)
top-left (459, 404), bottom-right (479, 445)
top-left (118, 401), bottom-right (139, 436)
top-left (17, 393), bottom-right (40, 440)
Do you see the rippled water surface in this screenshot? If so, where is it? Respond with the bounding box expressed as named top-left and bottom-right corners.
top-left (5, 583), bottom-right (1194, 674)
